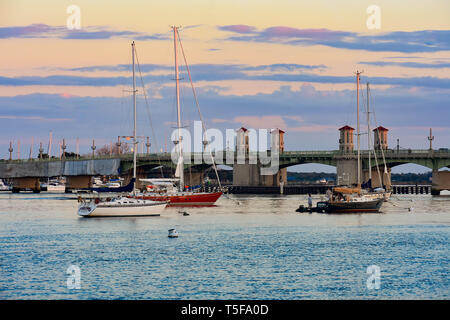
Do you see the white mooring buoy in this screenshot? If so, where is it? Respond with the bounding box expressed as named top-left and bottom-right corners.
top-left (168, 228), bottom-right (179, 238)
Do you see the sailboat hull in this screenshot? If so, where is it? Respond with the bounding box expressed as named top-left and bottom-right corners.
top-left (326, 198), bottom-right (383, 213)
top-left (78, 202), bottom-right (167, 217)
top-left (134, 192), bottom-right (222, 206)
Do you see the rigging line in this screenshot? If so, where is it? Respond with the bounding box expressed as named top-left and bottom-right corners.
top-left (366, 86), bottom-right (383, 187)
top-left (176, 28), bottom-right (222, 189)
top-left (362, 83), bottom-right (385, 187)
top-left (369, 85), bottom-right (389, 178)
top-left (119, 81), bottom-right (131, 150)
top-left (134, 45), bottom-right (165, 178)
top-left (361, 83), bottom-right (383, 187)
top-left (369, 112), bottom-right (383, 186)
top-left (369, 119), bottom-right (383, 187)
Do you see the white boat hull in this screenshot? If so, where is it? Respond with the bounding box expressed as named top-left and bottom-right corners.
top-left (78, 199), bottom-right (167, 217)
top-left (46, 185), bottom-right (66, 193)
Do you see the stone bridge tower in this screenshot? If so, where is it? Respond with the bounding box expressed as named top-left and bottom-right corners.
top-left (232, 127), bottom-right (287, 187)
top-left (373, 126), bottom-right (389, 150)
top-left (338, 125), bottom-right (354, 153)
top-left (337, 125), bottom-right (358, 185)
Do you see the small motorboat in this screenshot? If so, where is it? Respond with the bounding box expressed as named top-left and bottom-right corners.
top-left (0, 179), bottom-right (11, 191)
top-left (296, 201), bottom-right (328, 213)
top-left (46, 181), bottom-right (66, 193)
top-left (168, 229), bottom-right (179, 238)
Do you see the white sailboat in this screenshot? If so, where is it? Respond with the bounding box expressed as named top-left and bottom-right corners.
top-left (77, 195), bottom-right (166, 217)
top-left (77, 41), bottom-right (168, 217)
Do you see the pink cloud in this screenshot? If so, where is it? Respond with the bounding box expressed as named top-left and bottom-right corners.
top-left (263, 27), bottom-right (348, 40)
top-left (219, 25), bottom-right (256, 34)
top-left (211, 118), bottom-right (229, 123)
top-left (284, 115), bottom-right (304, 123)
top-left (232, 115), bottom-right (336, 133)
top-left (60, 92), bottom-right (73, 98)
top-left (0, 115), bottom-right (71, 121)
top-left (233, 115), bottom-right (287, 130)
top-left (289, 125), bottom-right (337, 133)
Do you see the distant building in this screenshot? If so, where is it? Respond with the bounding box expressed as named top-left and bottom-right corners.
top-left (373, 126), bottom-right (389, 150)
top-left (339, 125), bottom-right (354, 153)
top-left (236, 127), bottom-right (249, 155)
top-left (271, 128), bottom-right (285, 152)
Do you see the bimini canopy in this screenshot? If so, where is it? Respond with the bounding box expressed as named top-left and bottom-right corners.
top-left (333, 187), bottom-right (361, 195)
top-left (140, 178), bottom-right (180, 186)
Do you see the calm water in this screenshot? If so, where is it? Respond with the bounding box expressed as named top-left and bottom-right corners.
top-left (0, 192), bottom-right (449, 300)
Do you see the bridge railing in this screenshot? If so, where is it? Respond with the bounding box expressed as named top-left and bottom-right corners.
top-left (1, 148), bottom-right (449, 163)
top-left (282, 151), bottom-right (340, 156)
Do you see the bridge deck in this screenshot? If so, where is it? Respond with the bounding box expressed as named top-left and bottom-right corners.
top-left (1, 149), bottom-right (449, 178)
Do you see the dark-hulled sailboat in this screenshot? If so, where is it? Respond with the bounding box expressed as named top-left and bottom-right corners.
top-left (302, 71), bottom-right (384, 214)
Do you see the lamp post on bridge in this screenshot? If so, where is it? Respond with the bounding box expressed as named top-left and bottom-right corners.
top-left (91, 139), bottom-right (96, 158)
top-left (39, 142), bottom-right (44, 160)
top-left (146, 136), bottom-right (151, 155)
top-left (428, 128), bottom-right (434, 151)
top-left (62, 139), bottom-right (67, 160)
top-left (8, 142), bottom-right (13, 160)
top-left (116, 136), bottom-right (121, 155)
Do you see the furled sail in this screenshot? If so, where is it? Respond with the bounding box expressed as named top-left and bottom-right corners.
top-left (174, 154), bottom-right (183, 178)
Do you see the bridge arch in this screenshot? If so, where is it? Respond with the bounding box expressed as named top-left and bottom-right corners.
top-left (284, 163), bottom-right (336, 172)
top-left (390, 163), bottom-right (432, 173)
top-left (368, 157), bottom-right (450, 171)
top-left (285, 163), bottom-right (336, 184)
top-left (382, 159), bottom-right (434, 170)
top-left (279, 159), bottom-right (337, 170)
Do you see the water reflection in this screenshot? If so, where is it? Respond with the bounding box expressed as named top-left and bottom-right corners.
top-left (0, 192), bottom-right (448, 299)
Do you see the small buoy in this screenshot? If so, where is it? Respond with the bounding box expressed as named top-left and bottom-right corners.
top-left (168, 228), bottom-right (178, 238)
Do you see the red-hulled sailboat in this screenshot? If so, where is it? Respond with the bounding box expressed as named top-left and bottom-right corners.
top-left (147, 192), bottom-right (222, 206)
top-left (133, 26), bottom-right (222, 206)
top-left (134, 179), bottom-right (222, 206)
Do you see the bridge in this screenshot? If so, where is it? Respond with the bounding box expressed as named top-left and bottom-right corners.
top-left (1, 148), bottom-right (449, 194)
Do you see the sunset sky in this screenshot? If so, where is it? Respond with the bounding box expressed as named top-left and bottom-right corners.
top-left (1, 0), bottom-right (449, 172)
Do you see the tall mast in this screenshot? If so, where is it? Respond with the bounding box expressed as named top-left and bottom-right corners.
top-left (173, 26), bottom-right (184, 191)
top-left (356, 70), bottom-right (362, 188)
top-left (48, 131), bottom-right (53, 157)
top-left (29, 137), bottom-right (34, 159)
top-left (132, 41), bottom-right (137, 184)
top-left (367, 82), bottom-right (371, 182)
